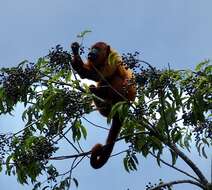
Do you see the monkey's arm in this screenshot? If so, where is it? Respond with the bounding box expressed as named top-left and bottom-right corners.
top-left (71, 42), bottom-right (100, 81)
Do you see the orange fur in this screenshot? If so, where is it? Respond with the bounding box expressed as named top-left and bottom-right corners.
top-left (71, 42), bottom-right (136, 169)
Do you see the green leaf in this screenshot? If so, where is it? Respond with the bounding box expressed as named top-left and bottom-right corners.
top-left (123, 157), bottom-right (130, 173)
top-left (42, 186), bottom-right (49, 190)
top-left (156, 150), bottom-right (162, 167)
top-left (108, 101), bottom-right (129, 123)
top-left (173, 131), bottom-right (182, 143)
top-left (0, 99), bottom-right (4, 113)
top-left (129, 157), bottom-right (137, 171)
top-left (202, 147), bottom-right (207, 159)
top-left (36, 57), bottom-right (48, 68)
top-left (22, 108), bottom-right (28, 121)
top-left (197, 142), bottom-right (202, 156)
top-left (141, 144), bottom-right (149, 157)
top-left (0, 87), bottom-right (4, 99)
top-left (202, 138), bottom-right (209, 147)
top-left (127, 160), bottom-right (134, 171)
top-left (132, 154), bottom-right (139, 165)
top-left (32, 182), bottom-right (41, 190)
top-left (80, 124), bottom-right (87, 139)
top-left (72, 120), bottom-right (82, 142)
top-left (108, 51), bottom-right (121, 66)
top-left (150, 136), bottom-right (163, 150)
top-left (73, 177), bottom-right (79, 187)
top-left (170, 127), bottom-right (178, 139)
top-left (205, 64), bottom-right (212, 74)
top-left (76, 30), bottom-right (92, 38)
top-left (170, 85), bottom-right (182, 108)
top-left (170, 149), bottom-right (178, 165)
top-left (6, 155), bottom-right (13, 175)
top-left (0, 163), bottom-right (2, 172)
top-left (17, 168), bottom-right (28, 184)
top-left (65, 71), bottom-right (72, 82)
top-left (183, 132), bottom-right (191, 151)
top-left (195, 60), bottom-right (209, 72)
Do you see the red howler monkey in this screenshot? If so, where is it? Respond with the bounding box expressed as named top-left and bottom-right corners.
top-left (71, 42), bottom-right (136, 169)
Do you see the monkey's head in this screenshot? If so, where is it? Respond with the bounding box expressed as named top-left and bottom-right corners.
top-left (88, 42), bottom-right (110, 67)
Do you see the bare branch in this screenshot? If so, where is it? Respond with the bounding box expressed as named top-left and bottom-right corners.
top-left (111, 149), bottom-right (128, 157)
top-left (169, 143), bottom-right (208, 185)
top-left (82, 116), bottom-right (109, 130)
top-left (149, 179), bottom-right (204, 190)
top-left (49, 151), bottom-right (90, 161)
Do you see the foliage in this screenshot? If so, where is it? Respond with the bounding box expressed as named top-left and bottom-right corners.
top-left (0, 42), bottom-right (211, 190)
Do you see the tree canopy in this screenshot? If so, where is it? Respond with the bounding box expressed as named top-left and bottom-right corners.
top-left (0, 43), bottom-right (211, 190)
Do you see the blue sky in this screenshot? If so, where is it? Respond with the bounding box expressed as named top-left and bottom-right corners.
top-left (0, 1), bottom-right (211, 190)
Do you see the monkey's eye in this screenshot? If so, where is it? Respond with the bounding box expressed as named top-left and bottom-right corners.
top-left (88, 48), bottom-right (99, 61)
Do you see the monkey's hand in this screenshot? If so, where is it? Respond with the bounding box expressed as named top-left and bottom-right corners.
top-left (89, 85), bottom-right (97, 94)
top-left (71, 42), bottom-right (80, 55)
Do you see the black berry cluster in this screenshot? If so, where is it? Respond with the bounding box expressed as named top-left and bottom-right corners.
top-left (135, 68), bottom-right (159, 88)
top-left (183, 78), bottom-right (197, 95)
top-left (182, 71), bottom-right (210, 97)
top-left (133, 103), bottom-right (148, 120)
top-left (62, 89), bottom-right (92, 118)
top-left (182, 110), bottom-right (212, 140)
top-left (194, 120), bottom-right (212, 140)
top-left (0, 63), bottom-right (37, 103)
top-left (121, 51), bottom-right (161, 88)
top-left (182, 111), bottom-right (195, 126)
top-left (0, 134), bottom-right (12, 162)
top-left (12, 136), bottom-right (57, 167)
top-left (42, 88), bottom-right (92, 137)
top-left (122, 52), bottom-right (140, 71)
top-left (79, 45), bottom-right (85, 55)
top-left (46, 45), bottom-right (71, 73)
top-left (145, 179), bottom-right (171, 190)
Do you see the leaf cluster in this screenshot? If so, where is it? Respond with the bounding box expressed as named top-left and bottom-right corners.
top-left (0, 45), bottom-right (93, 188)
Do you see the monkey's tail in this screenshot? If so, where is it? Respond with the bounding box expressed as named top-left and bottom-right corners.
top-left (90, 115), bottom-right (122, 169)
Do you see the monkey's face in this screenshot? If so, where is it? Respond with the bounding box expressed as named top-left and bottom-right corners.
top-left (88, 42), bottom-right (110, 67)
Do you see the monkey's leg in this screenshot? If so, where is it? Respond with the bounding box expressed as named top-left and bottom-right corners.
top-left (89, 85), bottom-right (111, 117)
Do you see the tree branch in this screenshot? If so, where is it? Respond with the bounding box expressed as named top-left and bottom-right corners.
top-left (169, 143), bottom-right (208, 185)
top-left (149, 179), bottom-right (204, 190)
top-left (142, 119), bottom-right (208, 186)
top-left (49, 151), bottom-right (90, 161)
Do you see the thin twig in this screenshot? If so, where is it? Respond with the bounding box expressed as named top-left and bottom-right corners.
top-left (111, 149), bottom-right (128, 157)
top-left (67, 157), bottom-right (78, 189)
top-left (53, 123), bottom-right (74, 144)
top-left (72, 155), bottom-right (86, 170)
top-left (138, 59), bottom-right (156, 73)
top-left (82, 116), bottom-right (109, 130)
top-left (116, 131), bottom-right (150, 142)
top-left (2, 120), bottom-right (39, 143)
top-left (62, 134), bottom-right (80, 154)
top-left (76, 141), bottom-right (90, 158)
